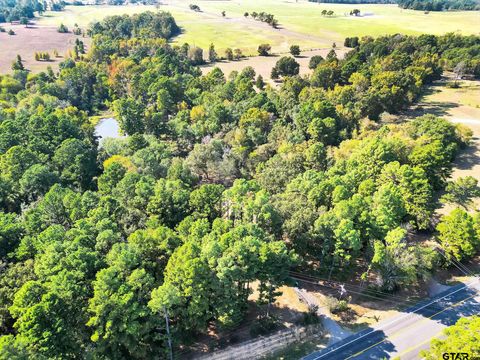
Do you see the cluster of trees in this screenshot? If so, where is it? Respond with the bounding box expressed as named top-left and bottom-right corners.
top-left (309, 0), bottom-right (394, 3)
top-left (250, 11), bottom-right (278, 28)
top-left (0, 0), bottom-right (42, 23)
top-left (398, 0), bottom-right (480, 10)
top-left (34, 51), bottom-right (51, 61)
top-left (0, 10), bottom-right (480, 357)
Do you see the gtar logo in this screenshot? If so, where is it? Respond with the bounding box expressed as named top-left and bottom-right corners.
top-left (442, 353), bottom-right (470, 360)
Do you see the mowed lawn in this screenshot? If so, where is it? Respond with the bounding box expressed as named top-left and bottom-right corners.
top-left (35, 0), bottom-right (480, 55)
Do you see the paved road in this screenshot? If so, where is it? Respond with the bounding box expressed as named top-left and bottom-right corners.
top-left (303, 279), bottom-right (480, 360)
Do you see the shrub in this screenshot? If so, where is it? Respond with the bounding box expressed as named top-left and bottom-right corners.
top-left (326, 296), bottom-right (349, 314)
top-left (290, 45), bottom-right (301, 56)
top-left (58, 23), bottom-right (69, 33)
top-left (258, 43), bottom-right (271, 56)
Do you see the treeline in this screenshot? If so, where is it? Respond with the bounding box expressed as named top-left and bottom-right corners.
top-left (308, 0), bottom-right (395, 4)
top-left (397, 0), bottom-right (480, 10)
top-left (0, 0), bottom-right (66, 22)
top-left (0, 10), bottom-right (479, 358)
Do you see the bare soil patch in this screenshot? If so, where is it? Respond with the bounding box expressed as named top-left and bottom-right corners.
top-left (0, 23), bottom-right (88, 73)
top-left (200, 48), bottom-right (349, 87)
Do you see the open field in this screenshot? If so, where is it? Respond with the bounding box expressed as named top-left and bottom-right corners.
top-left (0, 24), bottom-right (88, 73)
top-left (36, 0), bottom-right (480, 55)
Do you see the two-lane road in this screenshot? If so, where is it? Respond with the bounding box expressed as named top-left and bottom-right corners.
top-left (303, 279), bottom-right (480, 360)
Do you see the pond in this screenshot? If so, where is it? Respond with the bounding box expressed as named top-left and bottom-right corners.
top-left (94, 118), bottom-right (124, 145)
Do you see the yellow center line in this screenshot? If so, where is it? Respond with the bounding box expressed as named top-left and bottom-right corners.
top-left (345, 292), bottom-right (478, 359)
top-left (394, 329), bottom-right (444, 358)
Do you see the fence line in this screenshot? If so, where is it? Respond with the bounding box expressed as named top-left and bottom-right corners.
top-left (193, 323), bottom-right (325, 360)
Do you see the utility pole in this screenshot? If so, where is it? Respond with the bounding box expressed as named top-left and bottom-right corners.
top-left (164, 306), bottom-right (173, 360)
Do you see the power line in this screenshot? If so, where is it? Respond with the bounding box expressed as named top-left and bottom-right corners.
top-left (290, 271), bottom-right (423, 305)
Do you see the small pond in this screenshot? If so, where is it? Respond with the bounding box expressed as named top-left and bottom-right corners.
top-left (94, 118), bottom-right (124, 145)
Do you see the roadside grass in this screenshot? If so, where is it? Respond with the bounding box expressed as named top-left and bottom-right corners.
top-left (261, 336), bottom-right (327, 360)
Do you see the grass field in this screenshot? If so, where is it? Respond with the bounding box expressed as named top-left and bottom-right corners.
top-left (36, 0), bottom-right (480, 55)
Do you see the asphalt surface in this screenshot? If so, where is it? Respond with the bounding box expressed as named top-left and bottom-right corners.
top-left (303, 279), bottom-right (480, 360)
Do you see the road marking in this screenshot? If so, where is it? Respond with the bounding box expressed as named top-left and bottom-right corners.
top-left (309, 279), bottom-right (478, 360)
top-left (394, 329), bottom-right (444, 358)
top-left (345, 292), bottom-right (478, 359)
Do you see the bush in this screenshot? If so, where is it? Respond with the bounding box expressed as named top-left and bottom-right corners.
top-left (326, 296), bottom-right (349, 314)
top-left (301, 305), bottom-right (320, 325)
top-left (250, 316), bottom-right (279, 337)
top-left (258, 43), bottom-right (271, 56)
top-left (58, 23), bottom-right (69, 33)
top-left (8, 29), bottom-right (15, 35)
top-left (290, 45), bottom-right (301, 56)
top-left (309, 55), bottom-right (324, 69)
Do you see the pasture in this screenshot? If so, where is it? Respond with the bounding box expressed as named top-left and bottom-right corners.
top-left (36, 0), bottom-right (480, 55)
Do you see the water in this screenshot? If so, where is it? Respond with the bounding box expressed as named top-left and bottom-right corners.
top-left (94, 118), bottom-right (124, 144)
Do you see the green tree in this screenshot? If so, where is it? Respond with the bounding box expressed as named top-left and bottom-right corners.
top-left (258, 44), bottom-right (271, 56)
top-left (290, 45), bottom-right (300, 57)
top-left (441, 176), bottom-right (480, 209)
top-left (436, 208), bottom-right (479, 262)
top-left (421, 316), bottom-right (480, 360)
top-left (11, 55), bottom-right (24, 71)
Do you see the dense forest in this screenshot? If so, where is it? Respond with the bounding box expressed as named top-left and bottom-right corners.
top-left (0, 10), bottom-right (480, 358)
top-left (308, 0), bottom-right (480, 10)
top-left (0, 0), bottom-right (66, 23)
top-left (397, 0), bottom-right (480, 10)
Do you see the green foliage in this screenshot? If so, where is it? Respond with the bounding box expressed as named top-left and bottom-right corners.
top-left (436, 208), bottom-right (480, 262)
top-left (421, 316), bottom-right (480, 360)
top-left (441, 176), bottom-right (480, 209)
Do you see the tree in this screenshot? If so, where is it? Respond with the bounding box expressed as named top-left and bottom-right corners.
top-left (272, 56), bottom-right (300, 77)
top-left (271, 67), bottom-right (279, 80)
top-left (244, 12), bottom-right (249, 17)
top-left (256, 74), bottom-right (265, 90)
top-left (221, 11), bottom-right (226, 17)
top-left (441, 176), bottom-right (480, 209)
top-left (57, 23), bottom-right (68, 33)
top-left (351, 9), bottom-right (361, 16)
top-left (188, 46), bottom-right (204, 65)
top-left (308, 55), bottom-right (324, 69)
top-left (225, 48), bottom-right (234, 61)
top-left (19, 17), bottom-right (28, 28)
top-left (290, 45), bottom-right (300, 57)
top-left (208, 43), bottom-right (217, 63)
top-left (233, 48), bottom-right (243, 60)
top-left (436, 208), bottom-right (479, 262)
top-left (11, 55), bottom-right (24, 71)
top-left (370, 227), bottom-right (432, 292)
top-left (258, 44), bottom-right (271, 56)
top-left (421, 316), bottom-right (480, 360)
top-left (87, 243), bottom-right (165, 359)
